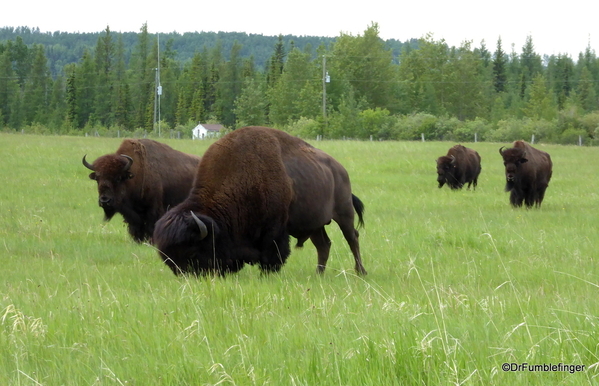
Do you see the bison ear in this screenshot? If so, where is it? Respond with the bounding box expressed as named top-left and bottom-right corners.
top-left (89, 172), bottom-right (97, 180)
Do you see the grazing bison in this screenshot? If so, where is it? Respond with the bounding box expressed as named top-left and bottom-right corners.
top-left (153, 126), bottom-right (367, 276)
top-left (499, 140), bottom-right (553, 208)
top-left (82, 139), bottom-right (201, 242)
top-left (436, 144), bottom-right (482, 190)
top-left (153, 126), bottom-right (293, 275)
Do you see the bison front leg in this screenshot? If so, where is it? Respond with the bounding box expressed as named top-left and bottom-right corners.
top-left (258, 229), bottom-right (291, 274)
top-left (310, 227), bottom-right (332, 274)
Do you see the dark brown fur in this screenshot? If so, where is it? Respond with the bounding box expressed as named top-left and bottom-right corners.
top-left (153, 126), bottom-right (367, 276)
top-left (279, 132), bottom-right (367, 275)
top-left (499, 140), bottom-right (553, 208)
top-left (83, 139), bottom-right (201, 242)
top-left (153, 127), bottom-right (294, 275)
top-left (436, 145), bottom-right (482, 190)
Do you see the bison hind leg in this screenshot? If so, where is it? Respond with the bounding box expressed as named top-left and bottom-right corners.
top-left (309, 227), bottom-right (332, 274)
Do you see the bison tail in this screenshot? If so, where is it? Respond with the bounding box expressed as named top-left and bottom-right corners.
top-left (352, 194), bottom-right (365, 229)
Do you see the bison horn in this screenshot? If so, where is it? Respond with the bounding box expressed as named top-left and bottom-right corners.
top-left (190, 211), bottom-right (209, 240)
top-left (120, 154), bottom-right (133, 172)
top-left (82, 155), bottom-right (95, 171)
top-left (498, 146), bottom-right (505, 156)
top-left (450, 155), bottom-right (456, 165)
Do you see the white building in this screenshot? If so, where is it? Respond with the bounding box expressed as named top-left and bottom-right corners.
top-left (192, 123), bottom-right (224, 139)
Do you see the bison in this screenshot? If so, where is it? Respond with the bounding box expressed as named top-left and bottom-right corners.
top-left (153, 126), bottom-right (367, 276)
top-left (499, 140), bottom-right (553, 208)
top-left (82, 139), bottom-right (201, 242)
top-left (436, 144), bottom-right (482, 190)
top-left (284, 132), bottom-right (367, 276)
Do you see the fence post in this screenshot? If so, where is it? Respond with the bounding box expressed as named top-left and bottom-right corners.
top-left (474, 133), bottom-right (478, 142)
top-left (421, 133), bottom-right (425, 142)
top-left (579, 135), bottom-right (582, 146)
top-left (531, 134), bottom-right (535, 144)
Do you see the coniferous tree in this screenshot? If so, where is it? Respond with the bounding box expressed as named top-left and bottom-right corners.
top-left (94, 26), bottom-right (115, 126)
top-left (65, 64), bottom-right (78, 129)
top-left (48, 74), bottom-right (66, 130)
top-left (0, 50), bottom-right (19, 127)
top-left (75, 49), bottom-right (96, 128)
top-left (492, 37), bottom-right (507, 93)
top-left (113, 36), bottom-right (132, 129)
top-left (266, 35), bottom-right (285, 88)
top-left (22, 44), bottom-right (51, 124)
top-left (216, 41), bottom-right (243, 126)
top-left (115, 82), bottom-right (133, 129)
top-left (130, 23), bottom-right (153, 129)
top-left (9, 37), bottom-right (30, 87)
top-left (476, 40), bottom-right (491, 68)
top-left (158, 38), bottom-right (179, 128)
top-left (520, 35), bottom-right (543, 98)
top-left (551, 54), bottom-right (574, 110)
top-left (577, 66), bottom-right (598, 112)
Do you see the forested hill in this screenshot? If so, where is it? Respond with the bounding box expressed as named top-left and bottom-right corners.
top-left (0, 26), bottom-right (413, 75)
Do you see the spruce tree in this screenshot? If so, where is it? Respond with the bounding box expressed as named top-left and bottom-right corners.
top-left (94, 26), bottom-right (115, 126)
top-left (492, 37), bottom-right (507, 93)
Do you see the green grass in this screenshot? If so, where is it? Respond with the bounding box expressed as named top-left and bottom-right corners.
top-left (1, 133), bottom-right (598, 385)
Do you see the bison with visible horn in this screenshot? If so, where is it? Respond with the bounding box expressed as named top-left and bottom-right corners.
top-left (83, 139), bottom-right (201, 242)
top-left (499, 140), bottom-right (552, 208)
top-left (436, 144), bottom-right (481, 190)
top-left (153, 126), bottom-right (367, 276)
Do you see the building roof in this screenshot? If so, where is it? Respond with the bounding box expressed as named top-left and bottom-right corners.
top-left (196, 123), bottom-right (224, 132)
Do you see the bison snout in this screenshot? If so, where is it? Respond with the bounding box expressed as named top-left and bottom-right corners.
top-left (99, 195), bottom-right (112, 206)
top-left (506, 175), bottom-right (515, 182)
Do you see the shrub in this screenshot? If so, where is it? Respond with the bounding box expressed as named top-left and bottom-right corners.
top-left (285, 117), bottom-right (322, 139)
top-left (559, 128), bottom-right (587, 145)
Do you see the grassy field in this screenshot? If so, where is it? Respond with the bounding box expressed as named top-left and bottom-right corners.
top-left (0, 133), bottom-right (598, 385)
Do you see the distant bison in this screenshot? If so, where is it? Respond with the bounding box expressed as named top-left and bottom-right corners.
top-left (499, 140), bottom-right (552, 208)
top-left (436, 144), bottom-right (482, 190)
top-left (83, 139), bottom-right (201, 242)
top-left (153, 126), bottom-right (367, 276)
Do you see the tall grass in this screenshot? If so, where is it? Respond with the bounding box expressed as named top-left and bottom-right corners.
top-left (0, 133), bottom-right (597, 385)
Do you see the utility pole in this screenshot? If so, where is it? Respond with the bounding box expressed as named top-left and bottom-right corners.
top-left (322, 55), bottom-right (330, 138)
top-left (154, 34), bottom-right (162, 137)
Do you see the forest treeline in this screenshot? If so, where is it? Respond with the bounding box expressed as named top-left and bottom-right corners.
top-left (1, 23), bottom-right (599, 144)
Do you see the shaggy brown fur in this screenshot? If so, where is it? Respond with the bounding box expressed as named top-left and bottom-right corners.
top-left (436, 144), bottom-right (482, 190)
top-left (499, 140), bottom-right (553, 208)
top-left (153, 126), bottom-right (367, 276)
top-left (83, 139), bottom-right (201, 242)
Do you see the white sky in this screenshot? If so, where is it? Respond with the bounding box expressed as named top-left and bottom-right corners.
top-left (2, 0), bottom-right (596, 58)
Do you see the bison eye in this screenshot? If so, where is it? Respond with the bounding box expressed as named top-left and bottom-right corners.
top-left (89, 172), bottom-right (97, 180)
